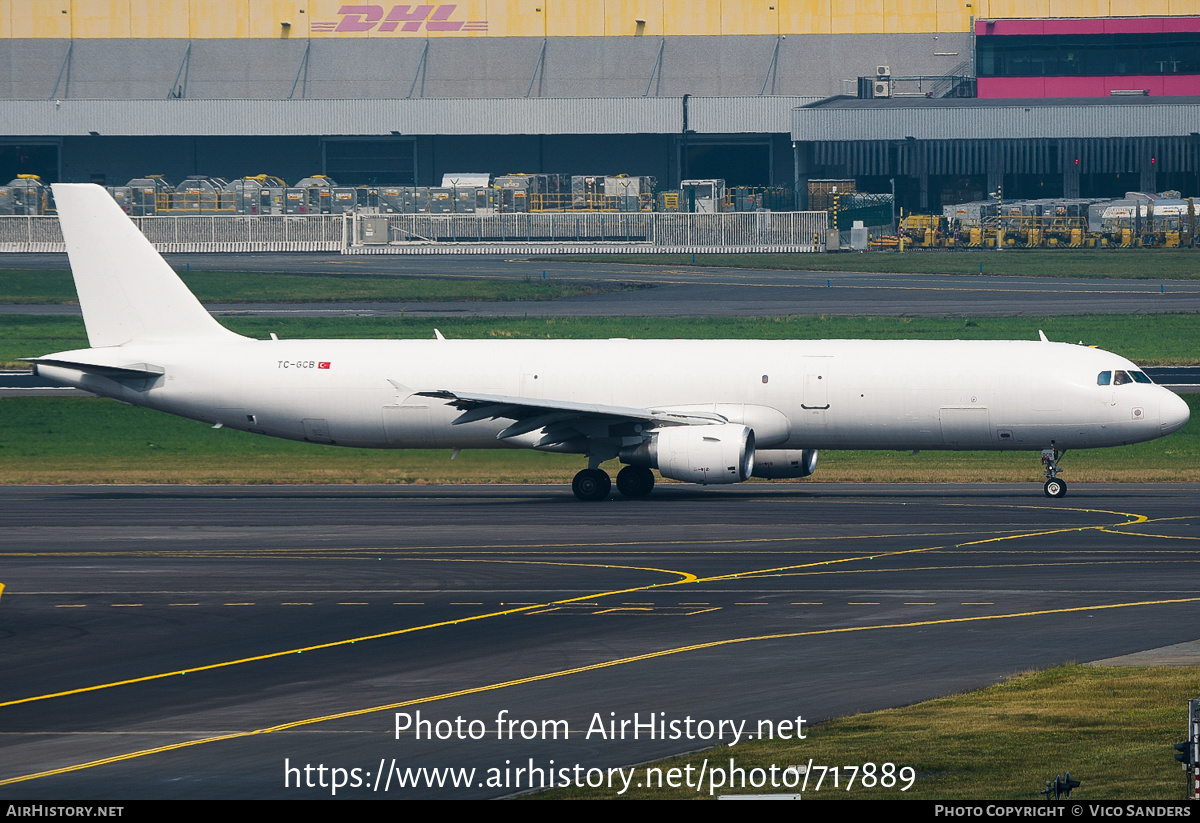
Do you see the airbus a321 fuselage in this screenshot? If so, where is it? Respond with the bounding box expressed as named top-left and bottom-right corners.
top-left (31, 184), bottom-right (1190, 500)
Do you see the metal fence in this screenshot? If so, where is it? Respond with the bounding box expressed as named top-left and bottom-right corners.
top-left (350, 210), bottom-right (827, 253)
top-left (0, 211), bottom-right (826, 254)
top-left (0, 214), bottom-right (345, 253)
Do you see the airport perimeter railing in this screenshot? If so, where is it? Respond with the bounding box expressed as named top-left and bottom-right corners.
top-left (0, 214), bottom-right (346, 253)
top-left (0, 210), bottom-right (826, 254)
top-left (350, 210), bottom-right (826, 253)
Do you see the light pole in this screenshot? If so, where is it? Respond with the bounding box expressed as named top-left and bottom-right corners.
top-left (889, 176), bottom-right (896, 233)
top-left (990, 184), bottom-right (1004, 250)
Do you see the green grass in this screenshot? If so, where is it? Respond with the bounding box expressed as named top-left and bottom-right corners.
top-left (1, 395), bottom-right (1195, 485)
top-left (0, 268), bottom-right (611, 305)
top-left (533, 665), bottom-right (1198, 799)
top-left (550, 249), bottom-right (1200, 279)
top-left (5, 314), bottom-right (1200, 369)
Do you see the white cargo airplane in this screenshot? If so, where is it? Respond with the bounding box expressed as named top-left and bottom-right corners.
top-left (29, 184), bottom-right (1190, 500)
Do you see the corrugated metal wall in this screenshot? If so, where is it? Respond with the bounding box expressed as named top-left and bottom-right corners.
top-left (0, 34), bottom-right (966, 101)
top-left (811, 136), bottom-right (1200, 175)
top-left (794, 101), bottom-right (1200, 142)
top-left (0, 96), bottom-right (819, 136)
top-left (0, 98), bottom-right (684, 136)
top-left (690, 96), bottom-right (820, 134)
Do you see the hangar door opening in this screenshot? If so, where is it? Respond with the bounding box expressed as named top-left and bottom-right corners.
top-left (682, 139), bottom-right (773, 187)
top-left (322, 138), bottom-right (416, 187)
top-left (0, 143), bottom-right (59, 184)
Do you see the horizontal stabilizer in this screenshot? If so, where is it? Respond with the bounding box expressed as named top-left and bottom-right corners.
top-left (24, 356), bottom-right (165, 378)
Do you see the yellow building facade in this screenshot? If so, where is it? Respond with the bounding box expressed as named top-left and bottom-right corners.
top-left (3, 0), bottom-right (1200, 40)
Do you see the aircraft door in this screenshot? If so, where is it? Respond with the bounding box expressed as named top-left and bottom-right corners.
top-left (939, 406), bottom-right (992, 448)
top-left (383, 403), bottom-right (433, 447)
top-left (800, 356), bottom-right (831, 426)
top-left (1096, 371), bottom-right (1117, 426)
top-left (302, 418), bottom-right (332, 443)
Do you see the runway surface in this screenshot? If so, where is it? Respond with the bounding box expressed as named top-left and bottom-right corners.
top-left (2, 483), bottom-right (1198, 798)
top-left (4, 252), bottom-right (1200, 317)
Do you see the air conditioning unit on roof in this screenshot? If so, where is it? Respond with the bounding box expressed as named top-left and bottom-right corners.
top-left (876, 65), bottom-right (892, 77)
top-left (874, 80), bottom-right (892, 97)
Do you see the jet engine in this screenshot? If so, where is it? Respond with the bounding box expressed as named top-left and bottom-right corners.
top-left (620, 424), bottom-right (755, 484)
top-left (751, 448), bottom-right (819, 479)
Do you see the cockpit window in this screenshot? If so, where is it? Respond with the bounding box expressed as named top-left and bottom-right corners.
top-left (1098, 370), bottom-right (1152, 387)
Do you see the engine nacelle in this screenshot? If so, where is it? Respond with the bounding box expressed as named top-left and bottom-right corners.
top-left (621, 424), bottom-right (755, 485)
top-left (751, 448), bottom-right (819, 479)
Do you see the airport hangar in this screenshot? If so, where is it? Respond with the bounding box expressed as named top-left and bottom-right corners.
top-left (2, 2), bottom-right (1200, 214)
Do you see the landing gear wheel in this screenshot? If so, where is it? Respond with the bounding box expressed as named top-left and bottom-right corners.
top-left (1040, 446), bottom-right (1066, 499)
top-left (572, 468), bottom-right (611, 501)
top-left (616, 465), bottom-right (655, 498)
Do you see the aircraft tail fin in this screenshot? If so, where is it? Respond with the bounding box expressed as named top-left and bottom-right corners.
top-left (51, 183), bottom-right (245, 348)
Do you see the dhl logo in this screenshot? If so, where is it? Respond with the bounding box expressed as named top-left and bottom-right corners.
top-left (313, 5), bottom-right (488, 33)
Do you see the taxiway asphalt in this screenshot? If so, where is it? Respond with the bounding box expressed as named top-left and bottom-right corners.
top-left (2, 483), bottom-right (1197, 798)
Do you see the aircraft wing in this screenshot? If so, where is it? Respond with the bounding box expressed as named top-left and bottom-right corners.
top-left (415, 389), bottom-right (724, 446)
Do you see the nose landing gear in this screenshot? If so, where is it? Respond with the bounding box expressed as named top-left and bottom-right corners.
top-left (1041, 446), bottom-right (1066, 498)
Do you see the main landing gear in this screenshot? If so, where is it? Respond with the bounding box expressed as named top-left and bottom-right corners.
top-left (571, 465), bottom-right (656, 501)
top-left (616, 465), bottom-right (655, 498)
top-left (571, 468), bottom-right (610, 501)
top-left (1041, 446), bottom-right (1066, 498)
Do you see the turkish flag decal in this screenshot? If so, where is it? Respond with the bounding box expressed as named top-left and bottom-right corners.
top-left (318, 362), bottom-right (331, 369)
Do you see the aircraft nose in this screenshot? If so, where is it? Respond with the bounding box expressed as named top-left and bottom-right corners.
top-left (1160, 390), bottom-right (1190, 436)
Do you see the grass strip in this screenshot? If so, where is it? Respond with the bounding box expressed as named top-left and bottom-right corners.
top-left (532, 665), bottom-right (1199, 800)
top-left (1, 396), bottom-right (1195, 485)
top-left (0, 268), bottom-right (611, 305)
top-left (547, 250), bottom-right (1200, 279)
